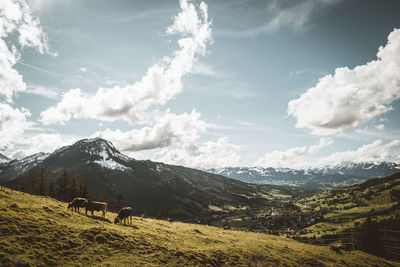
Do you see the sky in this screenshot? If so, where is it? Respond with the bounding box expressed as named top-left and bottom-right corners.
top-left (1, 0), bottom-right (400, 169)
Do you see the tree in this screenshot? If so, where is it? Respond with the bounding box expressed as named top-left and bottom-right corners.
top-left (68, 176), bottom-right (78, 200)
top-left (55, 170), bottom-right (69, 201)
top-left (114, 193), bottom-right (125, 211)
top-left (79, 182), bottom-right (88, 198)
top-left (38, 169), bottom-right (46, 196)
top-left (48, 182), bottom-right (55, 198)
top-left (26, 168), bottom-right (37, 195)
top-left (98, 184), bottom-right (107, 202)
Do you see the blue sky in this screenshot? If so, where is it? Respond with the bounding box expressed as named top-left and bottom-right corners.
top-left (1, 0), bottom-right (400, 169)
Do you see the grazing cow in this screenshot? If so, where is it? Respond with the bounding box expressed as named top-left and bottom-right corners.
top-left (337, 244), bottom-right (351, 252)
top-left (167, 217), bottom-right (173, 223)
top-left (68, 198), bottom-right (88, 213)
top-left (114, 207), bottom-right (133, 224)
top-left (85, 201), bottom-right (107, 218)
top-left (330, 245), bottom-right (342, 254)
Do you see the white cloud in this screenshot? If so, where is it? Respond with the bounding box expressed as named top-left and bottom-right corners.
top-left (0, 39), bottom-right (26, 102)
top-left (317, 140), bottom-right (400, 167)
top-left (40, 0), bottom-right (212, 125)
top-left (255, 139), bottom-right (400, 169)
top-left (91, 110), bottom-right (207, 152)
top-left (192, 61), bottom-right (217, 77)
top-left (376, 124), bottom-right (385, 131)
top-left (288, 28), bottom-right (400, 135)
top-left (152, 137), bottom-right (241, 169)
top-left (0, 103), bottom-right (32, 151)
top-left (24, 84), bottom-right (59, 99)
top-left (255, 138), bottom-right (333, 169)
top-left (79, 67), bottom-right (87, 72)
top-left (308, 137), bottom-right (333, 153)
top-left (0, 0), bottom-right (50, 153)
top-left (10, 133), bottom-right (78, 159)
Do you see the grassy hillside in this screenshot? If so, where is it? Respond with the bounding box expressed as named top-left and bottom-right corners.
top-left (296, 172), bottom-right (400, 236)
top-left (0, 187), bottom-right (398, 266)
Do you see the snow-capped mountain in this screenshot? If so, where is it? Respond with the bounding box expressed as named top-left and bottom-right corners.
top-left (0, 138), bottom-right (278, 220)
top-left (0, 153), bottom-right (10, 163)
top-left (207, 162), bottom-right (400, 188)
top-left (0, 152), bottom-right (49, 183)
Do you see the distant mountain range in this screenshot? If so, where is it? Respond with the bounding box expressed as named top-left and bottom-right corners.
top-left (0, 138), bottom-right (289, 220)
top-left (206, 163), bottom-right (400, 188)
top-left (0, 153), bottom-right (10, 163)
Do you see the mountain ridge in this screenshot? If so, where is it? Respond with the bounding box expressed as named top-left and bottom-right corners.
top-left (1, 138), bottom-right (289, 220)
top-left (206, 162), bottom-right (400, 188)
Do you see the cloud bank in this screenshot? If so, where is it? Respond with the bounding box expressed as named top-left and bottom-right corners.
top-left (255, 138), bottom-right (333, 169)
top-left (288, 28), bottom-right (400, 135)
top-left (40, 0), bottom-right (212, 125)
top-left (0, 0), bottom-right (50, 153)
top-left (153, 137), bottom-right (241, 169)
top-left (91, 110), bottom-right (207, 152)
top-left (255, 139), bottom-right (400, 169)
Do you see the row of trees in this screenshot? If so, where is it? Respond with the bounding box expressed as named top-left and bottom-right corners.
top-left (20, 169), bottom-right (88, 201)
top-left (19, 168), bottom-right (126, 212)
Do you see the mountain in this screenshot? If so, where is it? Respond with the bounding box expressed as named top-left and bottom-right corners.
top-left (206, 163), bottom-right (400, 188)
top-left (2, 138), bottom-right (297, 220)
top-left (0, 153), bottom-right (10, 163)
top-left (0, 152), bottom-right (49, 183)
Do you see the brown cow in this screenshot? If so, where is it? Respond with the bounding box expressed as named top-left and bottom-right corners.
top-left (337, 244), bottom-right (352, 252)
top-left (68, 198), bottom-right (88, 213)
top-left (85, 201), bottom-right (107, 218)
top-left (114, 207), bottom-right (133, 224)
top-left (330, 245), bottom-right (342, 254)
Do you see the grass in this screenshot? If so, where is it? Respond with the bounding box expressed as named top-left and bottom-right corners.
top-left (0, 187), bottom-right (398, 266)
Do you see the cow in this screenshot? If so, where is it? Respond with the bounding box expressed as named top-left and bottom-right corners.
top-left (68, 198), bottom-right (88, 213)
top-left (85, 201), bottom-right (107, 218)
top-left (114, 207), bottom-right (133, 224)
top-left (337, 244), bottom-right (352, 252)
top-left (330, 245), bottom-right (342, 254)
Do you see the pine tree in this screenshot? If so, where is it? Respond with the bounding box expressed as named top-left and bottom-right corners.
top-left (98, 184), bottom-right (107, 202)
top-left (48, 182), bottom-right (55, 198)
top-left (38, 169), bottom-right (46, 196)
top-left (27, 168), bottom-right (37, 195)
top-left (80, 182), bottom-right (88, 198)
top-left (68, 176), bottom-right (78, 201)
top-left (114, 193), bottom-right (125, 211)
top-left (56, 170), bottom-right (69, 201)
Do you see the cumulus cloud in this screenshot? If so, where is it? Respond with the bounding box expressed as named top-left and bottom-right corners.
top-left (255, 139), bottom-right (400, 169)
top-left (288, 28), bottom-right (400, 135)
top-left (9, 133), bottom-right (78, 159)
top-left (91, 110), bottom-right (207, 152)
top-left (0, 0), bottom-right (50, 153)
top-left (152, 137), bottom-right (241, 169)
top-left (0, 103), bottom-right (32, 151)
top-left (255, 138), bottom-right (333, 169)
top-left (0, 0), bottom-right (51, 102)
top-left (40, 0), bottom-right (212, 125)
top-left (317, 139), bottom-right (400, 167)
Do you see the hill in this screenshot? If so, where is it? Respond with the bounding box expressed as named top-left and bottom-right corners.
top-left (207, 163), bottom-right (400, 188)
top-left (296, 172), bottom-right (400, 236)
top-left (0, 187), bottom-right (397, 266)
top-left (1, 138), bottom-right (311, 221)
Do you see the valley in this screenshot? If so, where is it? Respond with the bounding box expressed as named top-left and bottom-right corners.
top-left (1, 138), bottom-right (400, 263)
top-left (1, 187), bottom-right (397, 266)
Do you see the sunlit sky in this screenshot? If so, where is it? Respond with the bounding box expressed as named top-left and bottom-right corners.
top-left (1, 0), bottom-right (400, 169)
